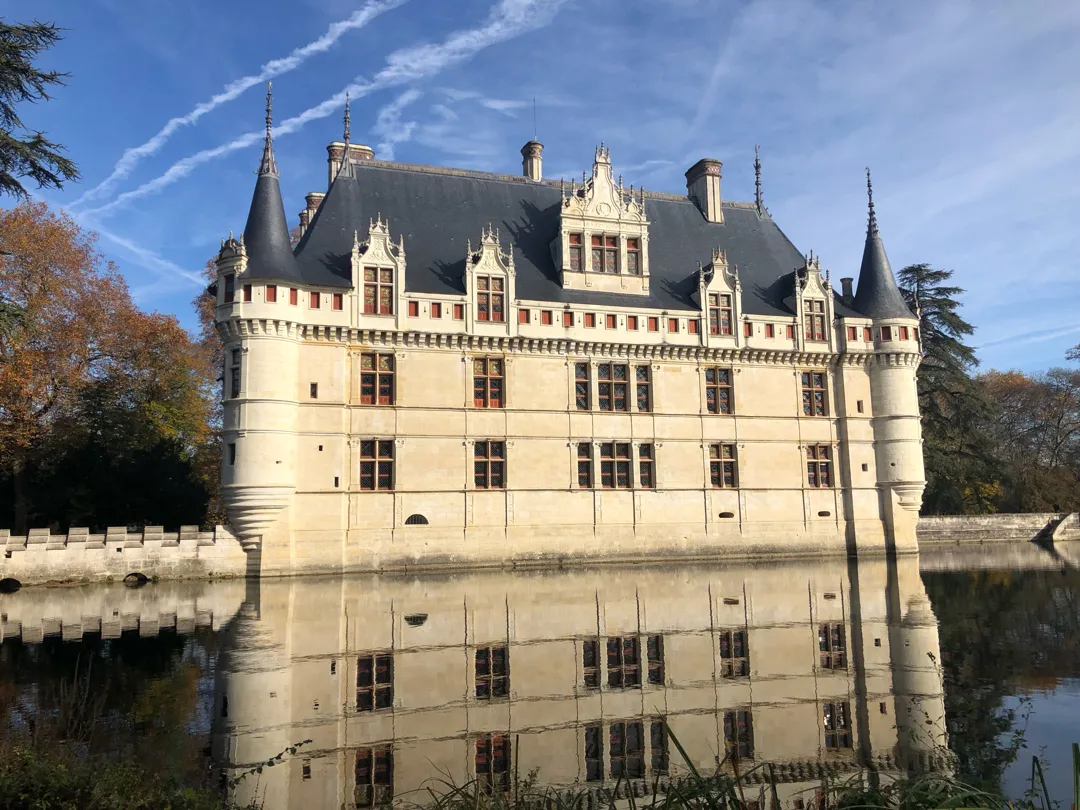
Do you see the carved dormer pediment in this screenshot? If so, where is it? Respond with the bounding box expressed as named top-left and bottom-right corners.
top-left (555, 144), bottom-right (650, 296)
top-left (465, 224), bottom-right (516, 333)
top-left (790, 251), bottom-right (835, 352)
top-left (218, 231), bottom-right (245, 262)
top-left (354, 214), bottom-right (406, 327)
top-left (697, 247), bottom-right (742, 347)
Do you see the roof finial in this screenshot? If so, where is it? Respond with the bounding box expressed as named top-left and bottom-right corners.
top-left (343, 92), bottom-right (351, 147)
top-left (866, 167), bottom-right (878, 236)
top-left (754, 145), bottom-right (763, 214)
top-left (259, 81), bottom-right (278, 176)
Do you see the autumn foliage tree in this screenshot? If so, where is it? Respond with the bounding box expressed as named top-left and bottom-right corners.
top-left (0, 201), bottom-right (214, 531)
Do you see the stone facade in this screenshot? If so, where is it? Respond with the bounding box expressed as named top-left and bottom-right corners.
top-left (211, 556), bottom-right (949, 809)
top-left (213, 95), bottom-right (925, 575)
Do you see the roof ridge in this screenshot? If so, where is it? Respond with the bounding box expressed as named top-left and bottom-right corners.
top-left (350, 159), bottom-right (758, 209)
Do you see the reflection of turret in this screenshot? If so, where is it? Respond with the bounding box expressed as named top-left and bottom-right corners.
top-left (212, 599), bottom-right (293, 808)
top-left (888, 578), bottom-right (951, 774)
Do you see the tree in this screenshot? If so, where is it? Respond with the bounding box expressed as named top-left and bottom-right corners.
top-left (0, 21), bottom-right (78, 199)
top-left (0, 201), bottom-right (213, 531)
top-left (897, 264), bottom-right (997, 513)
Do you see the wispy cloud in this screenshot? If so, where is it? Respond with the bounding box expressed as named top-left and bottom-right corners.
top-left (979, 323), bottom-right (1080, 350)
top-left (373, 89), bottom-right (422, 160)
top-left (80, 0), bottom-right (570, 219)
top-left (70, 0), bottom-right (407, 209)
top-left (90, 222), bottom-right (205, 286)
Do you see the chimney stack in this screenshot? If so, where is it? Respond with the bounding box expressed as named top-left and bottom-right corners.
top-left (326, 142), bottom-right (375, 187)
top-left (840, 277), bottom-right (854, 306)
top-left (685, 158), bottom-right (723, 223)
top-left (521, 140), bottom-right (543, 181)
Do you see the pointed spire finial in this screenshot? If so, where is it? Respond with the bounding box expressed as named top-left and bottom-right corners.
top-left (754, 145), bottom-right (763, 214)
top-left (866, 167), bottom-right (878, 236)
top-left (344, 92), bottom-right (351, 147)
top-left (259, 81), bottom-right (278, 176)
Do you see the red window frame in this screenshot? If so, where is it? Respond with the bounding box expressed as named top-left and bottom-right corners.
top-left (266, 284), bottom-right (277, 303)
top-left (289, 288), bottom-right (298, 305)
top-left (541, 310), bottom-right (553, 325)
top-left (363, 266), bottom-right (394, 315)
top-left (568, 233), bottom-right (583, 272)
top-left (518, 308), bottom-right (529, 324)
top-left (647, 317), bottom-right (659, 332)
top-left (243, 284), bottom-right (252, 302)
top-left (454, 303), bottom-right (465, 320)
top-left (407, 301), bottom-right (419, 317)
top-left (627, 315), bottom-right (638, 331)
top-left (359, 353), bottom-right (394, 406)
top-left (332, 293), bottom-right (343, 311)
top-left (431, 302), bottom-right (442, 319)
top-left (310, 291), bottom-right (320, 309)
top-left (476, 276), bottom-right (504, 322)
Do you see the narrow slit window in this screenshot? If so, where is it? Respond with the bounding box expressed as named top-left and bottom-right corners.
top-left (266, 284), bottom-right (277, 303)
top-left (568, 233), bottom-right (584, 272)
top-left (575, 362), bottom-right (590, 410)
top-left (627, 238), bottom-right (641, 275)
top-left (651, 721), bottom-right (669, 775)
top-left (310, 291), bottom-right (320, 309)
top-left (333, 293), bottom-right (343, 311)
top-left (223, 274), bottom-right (235, 303)
top-left (454, 303), bottom-right (465, 320)
top-left (647, 635), bottom-right (664, 684)
top-left (635, 366), bottom-right (651, 412)
top-left (639, 443), bottom-right (655, 489)
top-left (358, 440), bottom-right (394, 491)
top-left (289, 287), bottom-right (298, 305)
top-left (243, 284), bottom-right (252, 302)
top-left (585, 725), bottom-right (603, 782)
top-left (227, 443), bottom-right (236, 465)
top-left (744, 322), bottom-right (752, 337)
top-left (577, 442), bottom-right (593, 488)
top-left (583, 639), bottom-right (600, 689)
top-left (310, 382), bottom-right (318, 399)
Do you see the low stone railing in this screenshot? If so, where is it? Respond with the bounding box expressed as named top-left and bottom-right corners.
top-left (916, 512), bottom-right (1080, 544)
top-left (1, 525), bottom-right (249, 586)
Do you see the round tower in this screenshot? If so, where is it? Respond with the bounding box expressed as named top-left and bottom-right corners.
top-left (854, 171), bottom-right (925, 552)
top-left (215, 84), bottom-right (299, 551)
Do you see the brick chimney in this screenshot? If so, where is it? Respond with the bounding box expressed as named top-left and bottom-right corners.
top-left (685, 158), bottom-right (723, 223)
top-left (521, 140), bottom-right (543, 181)
top-left (326, 142), bottom-right (375, 187)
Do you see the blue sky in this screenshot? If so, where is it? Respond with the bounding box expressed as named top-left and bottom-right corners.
top-left (16, 0), bottom-right (1080, 371)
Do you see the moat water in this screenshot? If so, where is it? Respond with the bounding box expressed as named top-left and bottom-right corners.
top-left (2, 545), bottom-right (1079, 806)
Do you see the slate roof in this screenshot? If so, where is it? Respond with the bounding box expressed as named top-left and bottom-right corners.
top-left (852, 220), bottom-right (916, 320)
top-left (244, 158), bottom-right (894, 320)
top-left (242, 168), bottom-right (310, 285)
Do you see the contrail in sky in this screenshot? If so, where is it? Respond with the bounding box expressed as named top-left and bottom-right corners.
top-left (79, 0), bottom-right (569, 219)
top-left (70, 0), bottom-right (407, 209)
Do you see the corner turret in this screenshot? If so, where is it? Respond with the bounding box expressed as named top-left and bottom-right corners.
top-left (857, 170), bottom-right (924, 552)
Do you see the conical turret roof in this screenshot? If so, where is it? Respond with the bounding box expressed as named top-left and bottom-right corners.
top-left (242, 83), bottom-right (307, 285)
top-left (852, 170), bottom-right (915, 320)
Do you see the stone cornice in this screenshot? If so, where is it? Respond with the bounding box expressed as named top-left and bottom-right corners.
top-left (219, 316), bottom-right (925, 369)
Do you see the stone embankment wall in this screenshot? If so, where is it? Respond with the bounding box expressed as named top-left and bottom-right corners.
top-left (0, 578), bottom-right (246, 642)
top-left (916, 512), bottom-right (1080, 545)
top-left (0, 525), bottom-right (248, 586)
top-left (3, 513), bottom-right (1080, 587)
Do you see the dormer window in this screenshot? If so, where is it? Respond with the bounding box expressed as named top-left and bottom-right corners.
top-left (363, 267), bottom-right (393, 315)
top-left (708, 293), bottom-right (733, 336)
top-left (477, 276), bottom-right (504, 322)
top-left (591, 235), bottom-right (618, 273)
top-left (804, 300), bottom-right (826, 342)
top-left (568, 233), bottom-right (584, 272)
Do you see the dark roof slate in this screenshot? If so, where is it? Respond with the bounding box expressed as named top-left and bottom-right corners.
top-left (293, 162), bottom-right (819, 316)
top-left (242, 171), bottom-right (311, 285)
top-left (852, 224), bottom-right (915, 320)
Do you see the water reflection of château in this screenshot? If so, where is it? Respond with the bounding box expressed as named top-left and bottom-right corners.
top-left (210, 556), bottom-right (950, 809)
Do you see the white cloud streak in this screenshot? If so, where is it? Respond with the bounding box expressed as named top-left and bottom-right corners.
top-left (80, 0), bottom-right (570, 219)
top-left (93, 225), bottom-right (206, 286)
top-left (70, 0), bottom-right (407, 209)
top-left (373, 89), bottom-right (422, 160)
